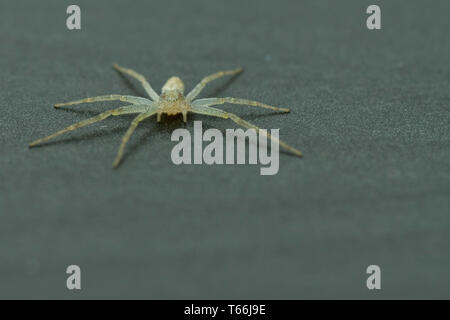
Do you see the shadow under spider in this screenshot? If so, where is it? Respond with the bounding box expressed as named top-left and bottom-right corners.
top-left (121, 112), bottom-right (296, 163)
top-left (35, 110), bottom-right (294, 161)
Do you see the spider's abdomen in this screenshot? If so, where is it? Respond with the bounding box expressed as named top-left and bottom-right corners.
top-left (161, 76), bottom-right (185, 94)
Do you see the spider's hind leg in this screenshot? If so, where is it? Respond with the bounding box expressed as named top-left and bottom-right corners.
top-left (192, 97), bottom-right (290, 113)
top-left (113, 64), bottom-right (160, 102)
top-left (54, 95), bottom-right (151, 108)
top-left (29, 105), bottom-right (146, 147)
top-left (186, 68), bottom-right (243, 101)
top-left (191, 105), bottom-right (302, 157)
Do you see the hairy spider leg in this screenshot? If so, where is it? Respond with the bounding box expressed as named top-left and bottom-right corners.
top-left (29, 105), bottom-right (148, 147)
top-left (113, 64), bottom-right (160, 101)
top-left (54, 95), bottom-right (151, 108)
top-left (186, 68), bottom-right (243, 101)
top-left (191, 105), bottom-right (302, 157)
top-left (112, 110), bottom-right (157, 168)
top-left (192, 97), bottom-right (290, 113)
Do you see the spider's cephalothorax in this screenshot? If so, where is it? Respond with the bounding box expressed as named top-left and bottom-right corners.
top-left (158, 76), bottom-right (191, 121)
top-left (29, 64), bottom-right (302, 168)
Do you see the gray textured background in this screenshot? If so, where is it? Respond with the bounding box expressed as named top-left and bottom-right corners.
top-left (0, 0), bottom-right (449, 299)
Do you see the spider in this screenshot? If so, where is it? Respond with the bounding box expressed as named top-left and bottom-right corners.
top-left (29, 64), bottom-right (303, 167)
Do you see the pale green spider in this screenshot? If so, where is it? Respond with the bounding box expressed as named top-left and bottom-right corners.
top-left (29, 64), bottom-right (302, 167)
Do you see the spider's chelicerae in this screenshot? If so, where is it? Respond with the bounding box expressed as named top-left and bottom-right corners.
top-left (29, 64), bottom-right (302, 167)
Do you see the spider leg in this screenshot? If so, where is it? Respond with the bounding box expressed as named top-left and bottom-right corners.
top-left (54, 95), bottom-right (151, 108)
top-left (113, 64), bottom-right (160, 101)
top-left (112, 110), bottom-right (157, 168)
top-left (191, 105), bottom-right (302, 157)
top-left (186, 68), bottom-right (243, 101)
top-left (29, 105), bottom-right (148, 147)
top-left (192, 97), bottom-right (290, 113)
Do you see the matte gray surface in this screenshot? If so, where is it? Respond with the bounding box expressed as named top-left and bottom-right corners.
top-left (1, 0), bottom-right (449, 299)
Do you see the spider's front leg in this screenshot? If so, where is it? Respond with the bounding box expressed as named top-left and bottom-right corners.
top-left (191, 105), bottom-right (302, 157)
